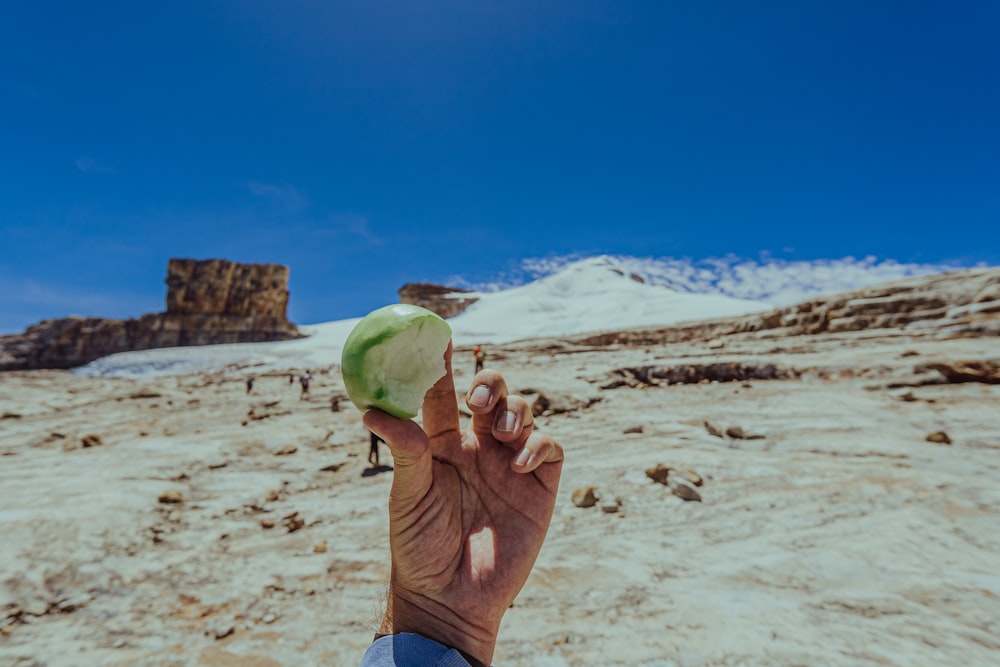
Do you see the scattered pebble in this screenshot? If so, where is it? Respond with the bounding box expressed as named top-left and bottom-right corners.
top-left (725, 425), bottom-right (746, 439)
top-left (703, 419), bottom-right (725, 438)
top-left (601, 498), bottom-right (622, 514)
top-left (926, 431), bottom-right (952, 445)
top-left (282, 511), bottom-right (305, 532)
top-left (571, 487), bottom-right (599, 508)
top-left (645, 464), bottom-right (670, 485)
top-left (81, 433), bottom-right (103, 448)
top-left (669, 478), bottom-right (702, 502)
top-left (158, 490), bottom-right (184, 504)
top-left (313, 540), bottom-right (328, 553)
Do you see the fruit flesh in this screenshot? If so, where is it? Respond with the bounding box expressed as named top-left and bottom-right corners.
top-left (341, 305), bottom-right (451, 419)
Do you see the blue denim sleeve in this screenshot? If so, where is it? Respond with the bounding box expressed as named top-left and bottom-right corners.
top-left (359, 633), bottom-right (473, 667)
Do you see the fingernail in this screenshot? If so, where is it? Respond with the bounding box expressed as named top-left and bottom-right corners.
top-left (515, 448), bottom-right (532, 467)
top-left (496, 410), bottom-right (516, 433)
top-left (469, 385), bottom-right (491, 407)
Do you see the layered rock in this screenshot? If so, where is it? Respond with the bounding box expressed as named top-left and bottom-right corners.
top-left (573, 267), bottom-right (1000, 347)
top-left (165, 259), bottom-right (290, 318)
top-left (398, 282), bottom-right (479, 319)
top-left (0, 259), bottom-right (300, 371)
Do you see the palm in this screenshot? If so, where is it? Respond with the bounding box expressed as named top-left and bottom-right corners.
top-left (391, 427), bottom-right (561, 625)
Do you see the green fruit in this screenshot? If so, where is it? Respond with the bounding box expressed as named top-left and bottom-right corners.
top-left (341, 304), bottom-right (452, 419)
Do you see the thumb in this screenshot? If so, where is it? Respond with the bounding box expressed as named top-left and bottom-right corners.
top-left (364, 409), bottom-right (433, 513)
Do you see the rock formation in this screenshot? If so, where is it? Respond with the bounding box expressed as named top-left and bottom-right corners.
top-left (573, 267), bottom-right (1000, 347)
top-left (0, 259), bottom-right (301, 371)
top-left (397, 283), bottom-right (479, 319)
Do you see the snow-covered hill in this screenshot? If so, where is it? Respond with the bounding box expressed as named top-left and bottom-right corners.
top-left (78, 256), bottom-right (771, 378)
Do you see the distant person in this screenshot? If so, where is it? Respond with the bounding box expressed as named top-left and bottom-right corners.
top-left (299, 370), bottom-right (311, 399)
top-left (368, 431), bottom-right (384, 467)
top-left (473, 345), bottom-right (487, 374)
top-left (289, 373), bottom-right (295, 386)
top-left (246, 377), bottom-right (254, 395)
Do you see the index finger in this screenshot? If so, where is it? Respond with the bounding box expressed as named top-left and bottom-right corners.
top-left (420, 341), bottom-right (460, 442)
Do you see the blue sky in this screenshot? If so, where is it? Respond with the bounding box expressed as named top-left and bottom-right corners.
top-left (2, 1), bottom-right (998, 333)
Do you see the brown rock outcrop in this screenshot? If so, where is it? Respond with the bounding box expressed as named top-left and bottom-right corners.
top-left (165, 259), bottom-right (290, 317)
top-left (398, 283), bottom-right (479, 319)
top-left (574, 267), bottom-right (1000, 347)
top-left (0, 259), bottom-right (301, 371)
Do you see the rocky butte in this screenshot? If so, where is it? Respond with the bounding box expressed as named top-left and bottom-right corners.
top-left (0, 259), bottom-right (301, 371)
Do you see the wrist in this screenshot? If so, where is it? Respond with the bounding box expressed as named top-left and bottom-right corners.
top-left (379, 588), bottom-right (498, 666)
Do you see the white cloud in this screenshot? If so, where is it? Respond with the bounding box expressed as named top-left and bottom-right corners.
top-left (75, 157), bottom-right (117, 174)
top-left (328, 212), bottom-right (382, 245)
top-left (248, 181), bottom-right (308, 211)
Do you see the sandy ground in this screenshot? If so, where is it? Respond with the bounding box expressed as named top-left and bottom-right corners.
top-left (2, 328), bottom-right (999, 666)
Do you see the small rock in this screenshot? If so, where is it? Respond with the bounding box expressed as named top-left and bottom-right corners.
top-left (274, 444), bottom-right (298, 456)
top-left (725, 426), bottom-right (746, 439)
top-left (158, 490), bottom-right (184, 504)
top-left (898, 392), bottom-right (918, 402)
top-left (645, 464), bottom-right (671, 485)
top-left (56, 594), bottom-right (91, 613)
top-left (210, 624), bottom-right (235, 640)
top-left (282, 511), bottom-right (305, 532)
top-left (81, 433), bottom-right (103, 448)
top-left (622, 425), bottom-right (644, 434)
top-left (260, 519), bottom-right (275, 529)
top-left (703, 419), bottom-right (725, 438)
top-left (926, 431), bottom-right (952, 445)
top-left (673, 466), bottom-right (703, 487)
top-left (601, 498), bottom-right (621, 514)
top-left (265, 489), bottom-right (280, 503)
top-left (112, 638), bottom-right (126, 648)
top-left (571, 487), bottom-right (599, 508)
top-left (313, 540), bottom-right (328, 553)
top-left (261, 613), bottom-right (277, 624)
top-left (669, 479), bottom-right (702, 502)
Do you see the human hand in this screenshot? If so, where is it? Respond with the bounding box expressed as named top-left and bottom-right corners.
top-left (364, 343), bottom-right (564, 666)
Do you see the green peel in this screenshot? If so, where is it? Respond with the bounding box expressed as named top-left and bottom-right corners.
top-left (341, 304), bottom-right (452, 419)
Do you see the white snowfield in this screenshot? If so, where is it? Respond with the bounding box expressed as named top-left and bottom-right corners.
top-left (78, 257), bottom-right (772, 379)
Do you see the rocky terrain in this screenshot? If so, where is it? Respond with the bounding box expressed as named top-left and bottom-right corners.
top-left (1, 269), bottom-right (998, 667)
top-left (0, 259), bottom-right (301, 371)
